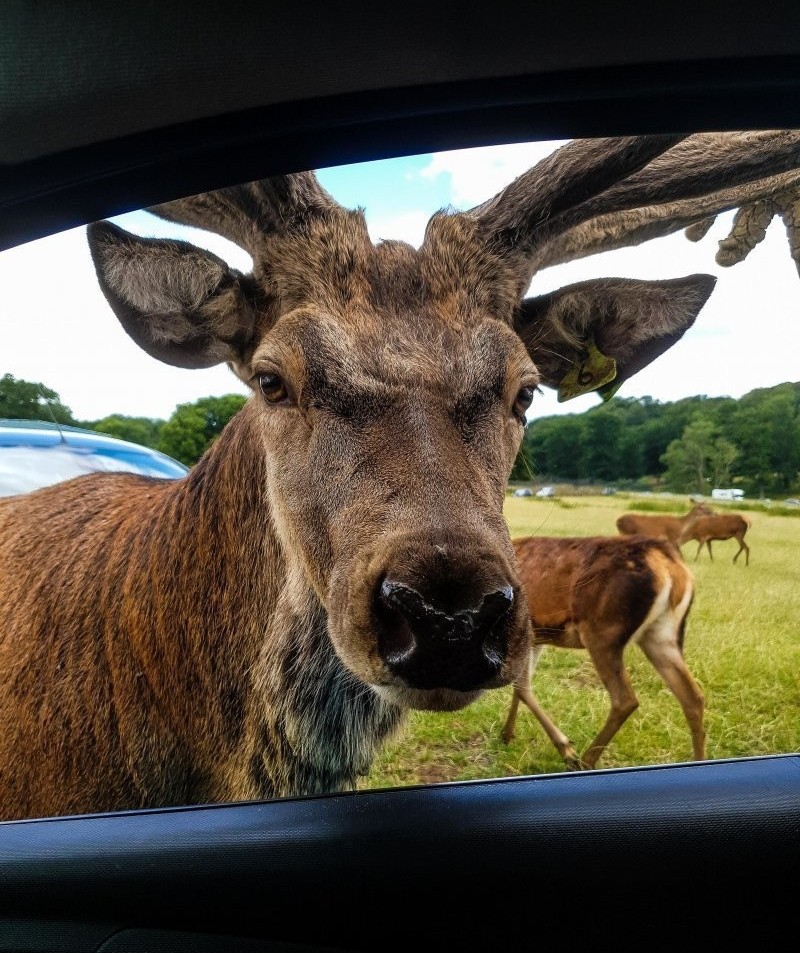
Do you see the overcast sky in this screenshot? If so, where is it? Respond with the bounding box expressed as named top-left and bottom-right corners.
top-left (2, 138), bottom-right (799, 423)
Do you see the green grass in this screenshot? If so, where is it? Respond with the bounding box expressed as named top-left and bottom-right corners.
top-left (360, 493), bottom-right (800, 790)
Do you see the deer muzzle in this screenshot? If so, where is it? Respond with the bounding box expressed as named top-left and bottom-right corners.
top-left (374, 570), bottom-right (517, 692)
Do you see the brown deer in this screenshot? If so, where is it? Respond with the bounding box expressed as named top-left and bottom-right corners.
top-left (503, 534), bottom-right (705, 769)
top-left (679, 512), bottom-right (752, 565)
top-left (1, 132), bottom-right (799, 820)
top-left (616, 501), bottom-right (713, 546)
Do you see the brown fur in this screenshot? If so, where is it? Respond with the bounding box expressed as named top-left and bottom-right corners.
top-left (616, 502), bottom-right (713, 547)
top-left (503, 534), bottom-right (705, 769)
top-left (0, 216), bottom-right (534, 820)
top-left (679, 512), bottom-right (752, 565)
top-left (1, 135), bottom-right (771, 819)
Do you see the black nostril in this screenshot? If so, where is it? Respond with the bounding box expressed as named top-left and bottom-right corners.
top-left (474, 585), bottom-right (514, 631)
top-left (380, 580), bottom-right (428, 619)
top-left (379, 579), bottom-right (514, 642)
top-left (376, 578), bottom-right (515, 690)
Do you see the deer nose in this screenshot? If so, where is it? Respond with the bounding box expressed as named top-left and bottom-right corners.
top-left (375, 578), bottom-right (515, 691)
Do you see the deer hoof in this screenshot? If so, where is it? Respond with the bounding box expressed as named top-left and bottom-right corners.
top-left (563, 749), bottom-right (586, 771)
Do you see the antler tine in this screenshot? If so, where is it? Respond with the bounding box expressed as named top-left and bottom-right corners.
top-left (534, 166), bottom-right (800, 272)
top-left (470, 135), bottom-right (686, 246)
top-left (533, 131), bottom-right (800, 270)
top-left (147, 171), bottom-right (341, 257)
top-left (470, 131), bottom-right (800, 284)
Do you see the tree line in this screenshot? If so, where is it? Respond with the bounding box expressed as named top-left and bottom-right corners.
top-left (3, 372), bottom-right (799, 493)
top-left (513, 382), bottom-right (800, 497)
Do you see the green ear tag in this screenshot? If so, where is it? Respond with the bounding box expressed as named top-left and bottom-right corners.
top-left (557, 341), bottom-right (617, 402)
top-left (597, 377), bottom-right (624, 402)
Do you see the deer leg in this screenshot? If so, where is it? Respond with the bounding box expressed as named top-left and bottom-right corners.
top-left (513, 680), bottom-right (584, 769)
top-left (501, 644), bottom-right (539, 743)
top-left (502, 646), bottom-right (582, 768)
top-left (733, 534), bottom-right (750, 566)
top-left (694, 541), bottom-right (703, 562)
top-left (639, 638), bottom-right (706, 761)
top-left (501, 644), bottom-right (538, 742)
top-left (580, 642), bottom-right (639, 769)
top-left (501, 688), bottom-right (522, 743)
top-left (706, 540), bottom-right (713, 561)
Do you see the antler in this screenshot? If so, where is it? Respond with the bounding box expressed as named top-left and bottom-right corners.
top-left (146, 173), bottom-right (341, 257)
top-left (136, 131), bottom-right (800, 401)
top-left (467, 131), bottom-right (800, 400)
top-left (686, 180), bottom-right (800, 270)
top-left (521, 132), bottom-right (800, 274)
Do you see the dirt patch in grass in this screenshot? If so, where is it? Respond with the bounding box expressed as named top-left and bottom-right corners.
top-left (415, 763), bottom-right (453, 785)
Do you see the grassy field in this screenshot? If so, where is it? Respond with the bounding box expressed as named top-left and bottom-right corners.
top-left (360, 493), bottom-right (800, 790)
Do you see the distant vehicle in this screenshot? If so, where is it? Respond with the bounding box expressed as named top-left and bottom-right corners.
top-left (0, 419), bottom-right (189, 497)
top-left (601, 486), bottom-right (616, 496)
top-left (512, 487), bottom-right (533, 497)
top-left (711, 488), bottom-right (745, 501)
top-left (784, 498), bottom-right (800, 507)
top-left (536, 486), bottom-right (555, 498)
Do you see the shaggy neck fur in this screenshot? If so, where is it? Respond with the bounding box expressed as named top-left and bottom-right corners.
top-left (0, 402), bottom-right (401, 820)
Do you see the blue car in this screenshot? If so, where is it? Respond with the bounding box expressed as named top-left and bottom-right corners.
top-left (0, 419), bottom-right (189, 497)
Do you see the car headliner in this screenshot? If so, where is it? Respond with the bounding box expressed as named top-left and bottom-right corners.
top-left (4, 2), bottom-right (800, 249)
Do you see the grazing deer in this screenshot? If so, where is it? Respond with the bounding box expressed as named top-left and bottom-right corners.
top-left (503, 534), bottom-right (705, 769)
top-left (616, 501), bottom-right (713, 546)
top-left (1, 132), bottom-right (799, 820)
top-left (679, 512), bottom-right (752, 565)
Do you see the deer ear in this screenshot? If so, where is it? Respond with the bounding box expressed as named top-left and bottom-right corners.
top-left (516, 274), bottom-right (716, 401)
top-left (87, 221), bottom-right (258, 369)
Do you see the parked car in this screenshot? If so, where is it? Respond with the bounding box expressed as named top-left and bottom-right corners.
top-left (784, 498), bottom-right (800, 507)
top-left (0, 419), bottom-right (188, 497)
top-left (0, 3), bottom-right (798, 952)
top-left (511, 487), bottom-right (533, 497)
top-left (536, 485), bottom-right (555, 497)
top-left (711, 487), bottom-right (745, 500)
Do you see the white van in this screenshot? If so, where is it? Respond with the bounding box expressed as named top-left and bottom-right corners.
top-left (711, 488), bottom-right (745, 500)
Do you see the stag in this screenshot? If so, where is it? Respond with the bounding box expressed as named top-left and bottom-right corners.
top-left (679, 511), bottom-right (752, 564)
top-left (502, 534), bottom-right (704, 769)
top-left (1, 132), bottom-right (799, 820)
top-left (616, 501), bottom-right (713, 547)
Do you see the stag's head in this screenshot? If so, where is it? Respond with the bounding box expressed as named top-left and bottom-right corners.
top-left (87, 132), bottom-right (800, 711)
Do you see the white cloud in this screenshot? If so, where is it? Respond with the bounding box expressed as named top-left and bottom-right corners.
top-left (365, 210), bottom-right (432, 248)
top-left (419, 140), bottom-right (569, 207)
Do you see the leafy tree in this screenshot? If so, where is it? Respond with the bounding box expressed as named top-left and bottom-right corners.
top-left (86, 414), bottom-right (164, 449)
top-left (730, 400), bottom-right (779, 495)
top-left (0, 373), bottom-right (76, 424)
top-left (728, 384), bottom-right (800, 495)
top-left (616, 426), bottom-right (645, 480)
top-left (661, 415), bottom-right (739, 493)
top-left (582, 408), bottom-right (623, 481)
top-left (708, 436), bottom-right (739, 489)
top-left (766, 387), bottom-right (800, 492)
top-left (157, 394), bottom-right (247, 466)
top-left (524, 414), bottom-right (587, 479)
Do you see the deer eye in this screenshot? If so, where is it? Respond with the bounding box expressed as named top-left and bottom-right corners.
top-left (259, 373), bottom-right (289, 404)
top-left (513, 385), bottom-right (535, 420)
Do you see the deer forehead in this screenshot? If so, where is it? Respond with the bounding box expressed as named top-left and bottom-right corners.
top-left (251, 304), bottom-right (535, 400)
top-left (256, 207), bottom-right (522, 319)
